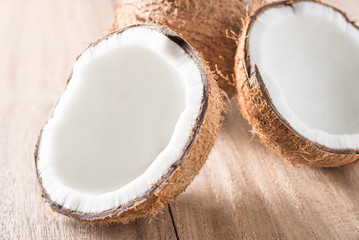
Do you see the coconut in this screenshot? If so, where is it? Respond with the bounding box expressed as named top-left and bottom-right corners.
top-left (235, 0), bottom-right (359, 167)
top-left (113, 0), bottom-right (261, 97)
top-left (35, 24), bottom-right (223, 223)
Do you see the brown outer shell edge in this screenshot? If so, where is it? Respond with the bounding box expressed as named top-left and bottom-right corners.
top-left (242, 0), bottom-right (359, 155)
top-left (35, 24), bottom-right (222, 222)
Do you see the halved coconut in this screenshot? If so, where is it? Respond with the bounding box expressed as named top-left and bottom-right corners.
top-left (236, 0), bottom-right (359, 167)
top-left (35, 24), bottom-right (223, 223)
top-left (113, 0), bottom-right (261, 97)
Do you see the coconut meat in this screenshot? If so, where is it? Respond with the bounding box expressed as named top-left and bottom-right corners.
top-left (38, 27), bottom-right (203, 213)
top-left (249, 1), bottom-right (359, 149)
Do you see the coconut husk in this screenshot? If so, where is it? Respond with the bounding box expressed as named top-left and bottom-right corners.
top-left (235, 0), bottom-right (359, 167)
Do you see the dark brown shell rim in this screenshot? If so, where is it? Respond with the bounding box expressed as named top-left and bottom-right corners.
top-left (243, 0), bottom-right (359, 155)
top-left (34, 24), bottom-right (209, 221)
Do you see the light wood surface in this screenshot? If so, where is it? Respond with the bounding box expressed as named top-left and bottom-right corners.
top-left (0, 0), bottom-right (358, 239)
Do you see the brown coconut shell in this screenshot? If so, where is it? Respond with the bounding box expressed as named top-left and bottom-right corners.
top-left (35, 24), bottom-right (224, 223)
top-left (235, 0), bottom-right (359, 168)
top-left (113, 0), bottom-right (262, 97)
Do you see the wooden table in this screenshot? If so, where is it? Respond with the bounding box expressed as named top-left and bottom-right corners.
top-left (1, 0), bottom-right (358, 239)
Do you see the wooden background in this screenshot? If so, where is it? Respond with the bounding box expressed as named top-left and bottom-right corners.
top-left (0, 0), bottom-right (359, 239)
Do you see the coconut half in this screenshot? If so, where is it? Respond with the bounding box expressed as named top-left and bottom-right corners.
top-left (35, 24), bottom-right (223, 223)
top-left (113, 0), bottom-right (261, 97)
top-left (236, 0), bottom-right (359, 167)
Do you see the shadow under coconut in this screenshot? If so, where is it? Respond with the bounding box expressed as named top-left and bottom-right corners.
top-left (170, 189), bottom-right (291, 239)
top-left (61, 210), bottom-right (177, 240)
top-left (313, 164), bottom-right (359, 192)
top-left (228, 97), bottom-right (359, 190)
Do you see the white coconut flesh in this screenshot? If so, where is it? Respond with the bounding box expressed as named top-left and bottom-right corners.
top-left (37, 27), bottom-right (204, 213)
top-left (249, 1), bottom-right (359, 149)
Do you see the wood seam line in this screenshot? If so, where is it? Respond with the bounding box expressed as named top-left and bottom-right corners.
top-left (168, 204), bottom-right (180, 240)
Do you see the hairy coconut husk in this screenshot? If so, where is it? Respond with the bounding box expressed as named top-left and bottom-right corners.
top-left (35, 25), bottom-right (224, 223)
top-left (235, 0), bottom-right (359, 168)
top-left (113, 0), bottom-right (262, 97)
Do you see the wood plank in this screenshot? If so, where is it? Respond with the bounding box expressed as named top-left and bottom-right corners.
top-left (170, 1), bottom-right (359, 239)
top-left (0, 0), bottom-right (176, 239)
top-left (1, 0), bottom-right (359, 239)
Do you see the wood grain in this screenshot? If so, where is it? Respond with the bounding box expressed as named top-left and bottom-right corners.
top-left (0, 0), bottom-right (359, 239)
